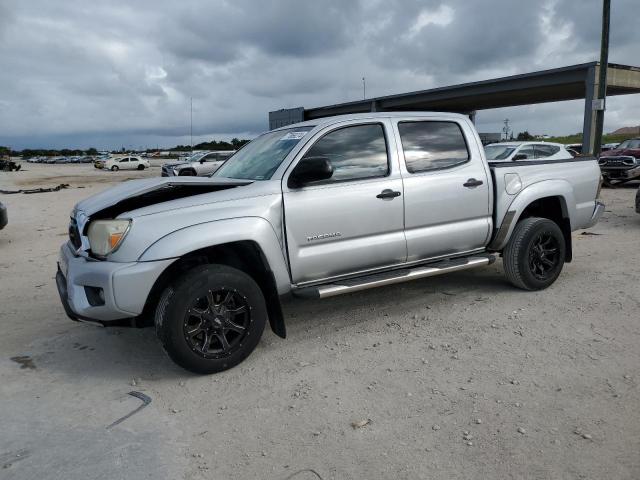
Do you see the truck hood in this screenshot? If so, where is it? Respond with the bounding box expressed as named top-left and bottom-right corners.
top-left (76, 177), bottom-right (253, 218)
top-left (600, 148), bottom-right (640, 158)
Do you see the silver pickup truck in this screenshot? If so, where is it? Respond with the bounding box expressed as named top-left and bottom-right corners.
top-left (56, 112), bottom-right (604, 374)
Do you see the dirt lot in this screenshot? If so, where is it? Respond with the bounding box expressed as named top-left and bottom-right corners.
top-left (1, 162), bottom-right (639, 480)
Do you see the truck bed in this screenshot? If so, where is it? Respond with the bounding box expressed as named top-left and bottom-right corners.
top-left (488, 156), bottom-right (601, 238)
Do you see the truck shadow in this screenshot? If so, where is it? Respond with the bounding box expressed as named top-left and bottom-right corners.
top-left (281, 265), bottom-right (512, 337)
top-left (34, 264), bottom-right (511, 379)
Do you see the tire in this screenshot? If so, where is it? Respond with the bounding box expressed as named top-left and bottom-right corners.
top-left (111, 165), bottom-right (119, 171)
top-left (178, 169), bottom-right (195, 176)
top-left (137, 164), bottom-right (145, 170)
top-left (155, 264), bottom-right (267, 374)
top-left (503, 217), bottom-right (566, 291)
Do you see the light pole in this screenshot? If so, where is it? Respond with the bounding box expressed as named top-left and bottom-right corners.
top-left (190, 97), bottom-right (193, 152)
top-left (593, 0), bottom-right (610, 156)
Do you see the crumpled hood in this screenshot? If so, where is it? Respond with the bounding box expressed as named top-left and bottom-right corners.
top-left (76, 176), bottom-right (253, 217)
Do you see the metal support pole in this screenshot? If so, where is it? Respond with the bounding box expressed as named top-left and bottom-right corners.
top-left (593, 0), bottom-right (610, 156)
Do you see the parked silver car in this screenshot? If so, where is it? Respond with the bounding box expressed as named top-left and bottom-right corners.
top-left (161, 151), bottom-right (235, 177)
top-left (57, 112), bottom-right (604, 374)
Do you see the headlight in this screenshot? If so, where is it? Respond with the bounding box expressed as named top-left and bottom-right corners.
top-left (87, 219), bottom-right (131, 257)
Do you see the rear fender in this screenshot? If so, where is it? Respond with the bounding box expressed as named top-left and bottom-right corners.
top-left (491, 180), bottom-right (575, 251)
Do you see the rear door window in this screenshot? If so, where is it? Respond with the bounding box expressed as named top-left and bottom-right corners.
top-left (534, 144), bottom-right (560, 158)
top-left (397, 121), bottom-right (469, 173)
top-left (516, 146), bottom-right (535, 159)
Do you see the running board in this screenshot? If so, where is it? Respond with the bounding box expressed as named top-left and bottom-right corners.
top-left (293, 254), bottom-right (496, 299)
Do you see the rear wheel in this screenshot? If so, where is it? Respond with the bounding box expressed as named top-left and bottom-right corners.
top-left (155, 264), bottom-right (267, 374)
top-left (503, 217), bottom-right (565, 290)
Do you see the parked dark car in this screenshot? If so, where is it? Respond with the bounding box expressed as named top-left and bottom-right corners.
top-left (636, 187), bottom-right (640, 214)
top-left (598, 138), bottom-right (640, 185)
top-left (0, 202), bottom-right (7, 230)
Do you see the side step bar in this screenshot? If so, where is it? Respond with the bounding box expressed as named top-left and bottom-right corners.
top-left (293, 254), bottom-right (496, 299)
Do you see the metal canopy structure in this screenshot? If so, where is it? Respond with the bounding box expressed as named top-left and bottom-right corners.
top-left (269, 62), bottom-right (640, 154)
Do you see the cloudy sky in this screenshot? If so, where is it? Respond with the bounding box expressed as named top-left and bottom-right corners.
top-left (0, 0), bottom-right (639, 150)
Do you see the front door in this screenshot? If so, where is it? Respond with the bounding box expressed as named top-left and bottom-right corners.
top-left (283, 121), bottom-right (407, 285)
top-left (394, 119), bottom-right (491, 262)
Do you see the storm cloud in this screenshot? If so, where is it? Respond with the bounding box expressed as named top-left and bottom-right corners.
top-left (0, 0), bottom-right (638, 149)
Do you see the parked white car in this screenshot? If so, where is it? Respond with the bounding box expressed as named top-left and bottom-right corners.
top-left (104, 156), bottom-right (150, 171)
top-left (485, 142), bottom-right (573, 162)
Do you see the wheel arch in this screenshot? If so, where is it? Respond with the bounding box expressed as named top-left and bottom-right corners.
top-left (139, 239), bottom-right (287, 338)
top-left (491, 181), bottom-right (575, 262)
top-left (137, 217), bottom-right (291, 338)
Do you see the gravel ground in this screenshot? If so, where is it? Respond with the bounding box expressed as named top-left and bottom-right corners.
top-left (1, 163), bottom-right (639, 480)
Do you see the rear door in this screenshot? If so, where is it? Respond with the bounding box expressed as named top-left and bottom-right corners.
top-left (283, 120), bottom-right (407, 284)
top-left (393, 119), bottom-right (491, 262)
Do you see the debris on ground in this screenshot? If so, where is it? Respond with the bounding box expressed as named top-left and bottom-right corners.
top-left (106, 391), bottom-right (152, 429)
top-left (0, 184), bottom-right (70, 195)
top-left (0, 159), bottom-right (21, 172)
top-left (573, 428), bottom-right (593, 440)
top-left (10, 356), bottom-right (36, 370)
top-left (351, 419), bottom-right (371, 429)
top-left (580, 231), bottom-right (603, 236)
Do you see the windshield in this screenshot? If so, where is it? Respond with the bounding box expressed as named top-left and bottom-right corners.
top-left (617, 139), bottom-right (640, 149)
top-left (485, 144), bottom-right (516, 161)
top-left (213, 127), bottom-right (314, 180)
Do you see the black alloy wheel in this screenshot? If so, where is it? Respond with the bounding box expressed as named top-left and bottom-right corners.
top-left (183, 289), bottom-right (251, 358)
top-left (528, 233), bottom-right (560, 281)
top-left (503, 217), bottom-right (566, 290)
top-left (155, 264), bottom-right (267, 374)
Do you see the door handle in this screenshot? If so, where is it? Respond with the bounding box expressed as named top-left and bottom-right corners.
top-left (376, 189), bottom-right (401, 199)
top-left (463, 178), bottom-right (484, 188)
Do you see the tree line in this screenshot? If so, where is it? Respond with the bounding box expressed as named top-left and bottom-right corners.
top-left (0, 138), bottom-right (251, 158)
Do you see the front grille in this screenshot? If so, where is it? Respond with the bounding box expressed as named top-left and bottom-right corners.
top-left (601, 156), bottom-right (636, 168)
top-left (68, 217), bottom-right (82, 249)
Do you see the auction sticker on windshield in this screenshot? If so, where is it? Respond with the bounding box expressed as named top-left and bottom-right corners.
top-left (279, 131), bottom-right (308, 141)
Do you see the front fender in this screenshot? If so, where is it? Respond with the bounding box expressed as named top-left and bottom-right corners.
top-left (138, 217), bottom-right (292, 294)
top-left (492, 180), bottom-right (575, 251)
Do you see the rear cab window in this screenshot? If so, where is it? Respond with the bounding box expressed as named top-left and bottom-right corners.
top-left (397, 121), bottom-right (469, 173)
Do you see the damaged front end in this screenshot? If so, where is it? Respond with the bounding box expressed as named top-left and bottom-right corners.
top-left (57, 177), bottom-right (255, 326)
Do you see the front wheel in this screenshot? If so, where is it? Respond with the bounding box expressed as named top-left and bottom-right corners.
top-left (137, 164), bottom-right (145, 170)
top-left (111, 165), bottom-right (119, 171)
top-left (503, 217), bottom-right (566, 290)
top-left (155, 264), bottom-right (267, 374)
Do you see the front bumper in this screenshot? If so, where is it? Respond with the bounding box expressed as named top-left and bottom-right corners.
top-left (585, 200), bottom-right (605, 228)
top-left (56, 242), bottom-right (174, 323)
top-left (601, 165), bottom-right (640, 180)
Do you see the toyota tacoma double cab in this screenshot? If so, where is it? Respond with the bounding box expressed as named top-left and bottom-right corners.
top-left (56, 112), bottom-right (604, 374)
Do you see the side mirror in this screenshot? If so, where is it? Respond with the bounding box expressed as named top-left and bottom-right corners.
top-left (288, 156), bottom-right (333, 189)
top-left (512, 153), bottom-right (528, 161)
top-left (199, 159), bottom-right (206, 164)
